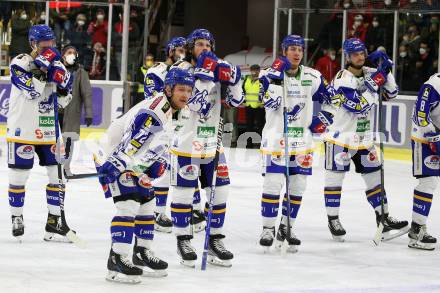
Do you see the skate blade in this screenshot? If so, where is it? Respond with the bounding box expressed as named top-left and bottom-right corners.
top-left (274, 239), bottom-right (284, 251)
top-left (207, 255), bottom-right (232, 267)
top-left (260, 244), bottom-right (272, 254)
top-left (44, 232), bottom-right (73, 243)
top-left (106, 271), bottom-right (141, 284)
top-left (13, 236), bottom-right (23, 243)
top-left (192, 222), bottom-right (206, 233)
top-left (286, 245), bottom-right (298, 254)
top-left (372, 223), bottom-right (385, 246)
top-left (140, 268), bottom-right (167, 278)
top-left (408, 240), bottom-right (436, 251)
top-left (66, 230), bottom-right (87, 249)
top-left (180, 259), bottom-right (196, 268)
top-left (331, 234), bottom-right (345, 242)
top-left (154, 225), bottom-right (172, 233)
top-left (381, 226), bottom-right (410, 242)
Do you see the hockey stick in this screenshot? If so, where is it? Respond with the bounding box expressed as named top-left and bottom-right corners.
top-left (66, 172), bottom-right (99, 180)
top-left (282, 73), bottom-right (293, 247)
top-left (53, 84), bottom-right (86, 248)
top-left (372, 60), bottom-right (386, 246)
top-left (201, 117), bottom-right (224, 271)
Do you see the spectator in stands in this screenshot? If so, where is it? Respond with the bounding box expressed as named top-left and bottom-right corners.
top-left (33, 11), bottom-right (47, 25)
top-left (65, 13), bottom-right (92, 70)
top-left (9, 10), bottom-right (31, 59)
top-left (314, 48), bottom-right (340, 82)
top-left (89, 42), bottom-right (106, 80)
top-left (60, 45), bottom-right (94, 177)
top-left (134, 53), bottom-right (155, 104)
top-left (406, 24), bottom-right (422, 58)
top-left (0, 2), bottom-right (12, 29)
top-left (50, 5), bottom-right (71, 47)
top-left (396, 45), bottom-right (415, 92)
top-left (365, 16), bottom-right (386, 52)
top-left (243, 64), bottom-right (265, 148)
top-left (414, 40), bottom-right (435, 86)
top-left (348, 14), bottom-right (368, 43)
top-left (87, 8), bottom-right (108, 47)
top-left (424, 17), bottom-right (439, 58)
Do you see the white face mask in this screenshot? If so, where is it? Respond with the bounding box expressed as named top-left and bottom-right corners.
top-left (20, 14), bottom-right (27, 20)
top-left (410, 0), bottom-right (417, 3)
top-left (77, 20), bottom-right (85, 26)
top-left (372, 21), bottom-right (379, 27)
top-left (343, 3), bottom-right (350, 8)
top-left (97, 14), bottom-right (104, 21)
top-left (354, 21), bottom-right (362, 28)
top-left (40, 14), bottom-right (46, 20)
top-left (329, 54), bottom-right (336, 61)
top-left (400, 51), bottom-right (407, 58)
top-left (419, 48), bottom-right (427, 55)
top-left (403, 35), bottom-right (409, 42)
top-left (65, 54), bottom-right (76, 65)
top-left (384, 0), bottom-right (392, 5)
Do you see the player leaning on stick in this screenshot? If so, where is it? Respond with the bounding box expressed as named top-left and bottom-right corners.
top-left (258, 35), bottom-right (335, 252)
top-left (322, 38), bottom-right (408, 242)
top-left (7, 24), bottom-right (73, 242)
top-left (95, 68), bottom-right (194, 284)
top-left (409, 73), bottom-right (440, 250)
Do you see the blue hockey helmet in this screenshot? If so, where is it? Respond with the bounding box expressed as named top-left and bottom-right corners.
top-left (28, 25), bottom-right (55, 43)
top-left (281, 35), bottom-right (305, 51)
top-left (166, 37), bottom-right (187, 56)
top-left (186, 28), bottom-right (215, 51)
top-left (343, 38), bottom-right (366, 56)
top-left (165, 68), bottom-right (195, 89)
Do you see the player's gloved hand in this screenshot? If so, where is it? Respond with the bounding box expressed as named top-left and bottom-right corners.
top-left (48, 61), bottom-right (70, 87)
top-left (194, 51), bottom-right (218, 81)
top-left (85, 117), bottom-right (93, 127)
top-left (145, 158), bottom-right (167, 179)
top-left (424, 132), bottom-right (440, 153)
top-left (34, 47), bottom-right (61, 71)
top-left (98, 156), bottom-right (127, 184)
top-left (309, 111), bottom-right (334, 134)
top-left (215, 61), bottom-right (241, 85)
top-left (364, 69), bottom-right (388, 93)
top-left (368, 50), bottom-right (393, 71)
top-left (267, 56), bottom-right (291, 80)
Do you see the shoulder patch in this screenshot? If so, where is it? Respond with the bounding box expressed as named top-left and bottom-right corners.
top-left (161, 101), bottom-right (171, 113)
top-left (336, 71), bottom-right (343, 79)
top-left (422, 86), bottom-right (431, 100)
top-left (149, 95), bottom-right (164, 110)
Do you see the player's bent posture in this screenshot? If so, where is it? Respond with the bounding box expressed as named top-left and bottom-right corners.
top-left (144, 37), bottom-right (206, 233)
top-left (322, 38), bottom-right (408, 242)
top-left (409, 73), bottom-right (440, 250)
top-left (7, 24), bottom-right (73, 242)
top-left (170, 28), bottom-right (243, 268)
top-left (95, 68), bottom-right (194, 284)
top-left (258, 35), bottom-right (335, 252)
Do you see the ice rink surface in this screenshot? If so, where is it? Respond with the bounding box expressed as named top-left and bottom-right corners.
top-left (1, 141), bottom-right (439, 293)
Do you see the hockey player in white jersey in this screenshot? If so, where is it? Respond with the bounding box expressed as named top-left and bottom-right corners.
top-left (7, 24), bottom-right (73, 242)
top-left (409, 73), bottom-right (440, 250)
top-left (95, 68), bottom-right (194, 284)
top-left (169, 28), bottom-right (243, 267)
top-left (144, 37), bottom-right (206, 233)
top-left (258, 35), bottom-right (335, 252)
top-left (322, 38), bottom-right (408, 242)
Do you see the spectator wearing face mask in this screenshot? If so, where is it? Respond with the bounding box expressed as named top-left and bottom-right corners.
top-left (365, 16), bottom-right (387, 53)
top-left (414, 41), bottom-right (435, 87)
top-left (423, 17), bottom-right (439, 58)
top-left (60, 45), bottom-right (94, 177)
top-left (89, 42), bottom-right (106, 80)
top-left (406, 25), bottom-right (422, 58)
top-left (9, 9), bottom-right (31, 59)
top-left (87, 8), bottom-right (108, 47)
top-left (348, 14), bottom-right (367, 43)
top-left (314, 48), bottom-right (340, 82)
top-left (396, 45), bottom-right (416, 92)
top-left (134, 54), bottom-right (155, 104)
top-left (65, 14), bottom-right (92, 70)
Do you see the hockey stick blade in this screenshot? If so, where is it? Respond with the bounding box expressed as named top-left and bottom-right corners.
top-left (66, 172), bottom-right (99, 180)
top-left (373, 223), bottom-right (384, 246)
top-left (66, 230), bottom-right (87, 249)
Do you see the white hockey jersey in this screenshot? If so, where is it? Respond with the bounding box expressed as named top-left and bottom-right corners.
top-left (411, 73), bottom-right (440, 143)
top-left (261, 65), bottom-right (333, 155)
top-left (7, 53), bottom-right (72, 144)
top-left (324, 67), bottom-right (398, 149)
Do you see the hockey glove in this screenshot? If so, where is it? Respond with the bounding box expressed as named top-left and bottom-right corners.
top-left (267, 56), bottom-right (291, 80)
top-left (424, 132), bottom-right (440, 154)
top-left (368, 50), bottom-right (393, 72)
top-left (145, 158), bottom-right (167, 180)
top-left (364, 69), bottom-right (387, 93)
top-left (48, 61), bottom-right (71, 88)
top-left (194, 51), bottom-right (218, 81)
top-left (215, 62), bottom-right (241, 85)
top-left (309, 111), bottom-right (334, 134)
top-left (99, 156), bottom-right (127, 184)
top-left (34, 47), bottom-right (61, 71)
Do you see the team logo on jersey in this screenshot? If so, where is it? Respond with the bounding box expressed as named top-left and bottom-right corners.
top-left (179, 164), bottom-right (199, 181)
top-left (296, 153), bottom-right (313, 168)
top-left (424, 155), bottom-right (440, 170)
top-left (138, 175), bottom-right (152, 188)
top-left (216, 164), bottom-right (229, 179)
top-left (287, 103), bottom-right (305, 122)
top-left (14, 128), bottom-right (21, 136)
top-left (38, 99), bottom-right (54, 114)
top-left (16, 145), bottom-right (34, 159)
top-left (334, 152), bottom-right (351, 166)
top-left (119, 172), bottom-right (136, 187)
top-left (50, 144), bottom-right (66, 156)
top-left (367, 149), bottom-right (379, 163)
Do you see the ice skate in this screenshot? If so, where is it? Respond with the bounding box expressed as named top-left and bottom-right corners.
top-left (133, 243), bottom-right (168, 277)
top-left (43, 213), bottom-right (74, 243)
top-left (177, 235), bottom-right (197, 268)
top-left (375, 212), bottom-right (409, 242)
top-left (408, 222), bottom-right (437, 251)
top-left (259, 226), bottom-right (275, 252)
top-left (154, 212), bottom-right (172, 233)
top-left (106, 249), bottom-right (142, 284)
top-left (208, 234), bottom-right (233, 267)
top-left (191, 209), bottom-right (206, 233)
top-left (328, 215), bottom-right (346, 242)
top-left (11, 215), bottom-right (24, 242)
top-left (274, 223), bottom-right (301, 253)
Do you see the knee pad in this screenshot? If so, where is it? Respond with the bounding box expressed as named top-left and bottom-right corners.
top-left (361, 170), bottom-right (380, 190)
top-left (152, 170), bottom-right (170, 188)
top-left (9, 169), bottom-right (30, 186)
top-left (325, 171), bottom-right (345, 187)
top-left (263, 173), bottom-right (284, 195)
top-left (416, 177), bottom-right (439, 195)
top-left (205, 185), bottom-right (229, 205)
top-left (171, 186), bottom-right (194, 205)
top-left (115, 200), bottom-right (139, 218)
top-left (138, 199), bottom-right (155, 216)
top-left (46, 165), bottom-right (61, 184)
top-left (289, 174), bottom-right (307, 196)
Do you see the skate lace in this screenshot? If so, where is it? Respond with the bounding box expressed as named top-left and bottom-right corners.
top-left (12, 217), bottom-right (23, 229)
top-left (331, 219), bottom-right (343, 231)
top-left (143, 249), bottom-right (161, 264)
top-left (181, 240), bottom-right (195, 254)
top-left (158, 213), bottom-right (171, 223)
top-left (212, 239), bottom-right (227, 253)
top-left (417, 225), bottom-right (430, 241)
top-left (261, 228), bottom-right (274, 240)
top-left (120, 255), bottom-right (136, 268)
top-left (385, 216), bottom-right (399, 224)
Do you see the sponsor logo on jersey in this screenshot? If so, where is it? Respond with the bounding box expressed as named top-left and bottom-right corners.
top-left (356, 119), bottom-right (370, 133)
top-left (367, 149), bottom-right (378, 163)
top-left (424, 155), bottom-right (440, 170)
top-left (149, 95), bottom-right (163, 110)
top-left (197, 126), bottom-right (215, 138)
top-left (287, 127), bottom-right (304, 138)
top-left (301, 80), bottom-right (312, 86)
top-left (296, 153), bottom-right (313, 168)
top-left (192, 140), bottom-right (204, 152)
top-left (39, 116), bottom-right (55, 127)
top-left (16, 145), bottom-right (34, 159)
top-left (50, 144), bottom-right (65, 156)
top-left (161, 101), bottom-right (171, 114)
top-left (334, 152), bottom-right (351, 166)
top-left (179, 164), bottom-right (199, 181)
top-left (216, 164), bottom-right (229, 179)
top-left (35, 129), bottom-right (44, 139)
top-left (14, 128), bottom-right (21, 136)
top-left (119, 172), bottom-right (136, 187)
